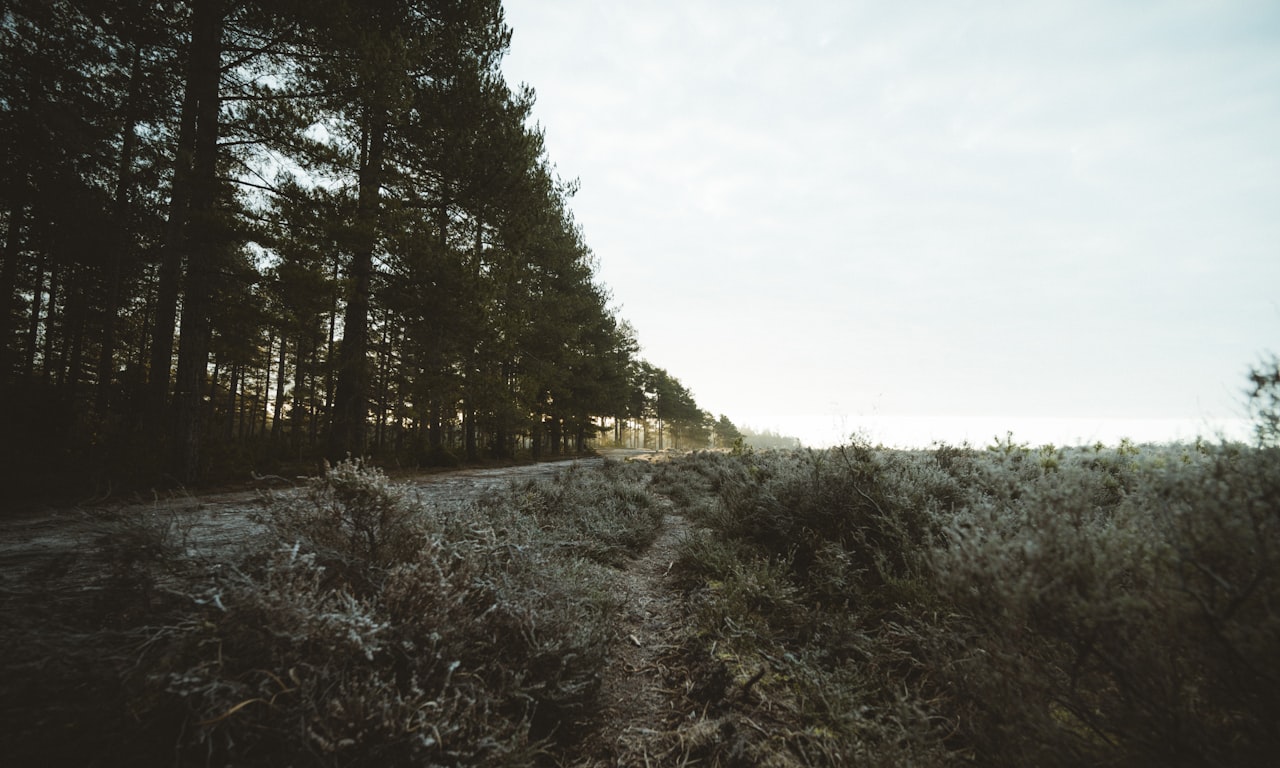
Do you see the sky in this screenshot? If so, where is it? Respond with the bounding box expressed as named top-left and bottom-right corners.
top-left (499, 0), bottom-right (1280, 448)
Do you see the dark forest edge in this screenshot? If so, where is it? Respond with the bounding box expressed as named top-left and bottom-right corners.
top-left (0, 0), bottom-right (752, 501)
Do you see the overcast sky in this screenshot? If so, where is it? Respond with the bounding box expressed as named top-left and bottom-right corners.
top-left (500, 0), bottom-right (1280, 448)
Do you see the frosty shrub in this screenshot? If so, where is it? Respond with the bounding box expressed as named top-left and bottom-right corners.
top-left (711, 443), bottom-right (949, 612)
top-left (1, 503), bottom-right (204, 765)
top-left (499, 460), bottom-right (662, 566)
top-left (666, 445), bottom-right (966, 766)
top-left (131, 461), bottom-right (618, 766)
top-left (664, 438), bottom-right (1280, 767)
top-left (258, 458), bottom-right (424, 577)
top-left (90, 502), bottom-right (198, 615)
top-left (932, 443), bottom-right (1280, 767)
top-left (648, 449), bottom-right (753, 517)
top-left (9, 438), bottom-right (1275, 766)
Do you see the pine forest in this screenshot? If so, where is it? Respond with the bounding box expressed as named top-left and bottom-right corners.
top-left (0, 0), bottom-right (717, 495)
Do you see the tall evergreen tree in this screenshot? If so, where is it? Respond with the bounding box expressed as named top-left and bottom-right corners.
top-left (0, 0), bottom-right (718, 491)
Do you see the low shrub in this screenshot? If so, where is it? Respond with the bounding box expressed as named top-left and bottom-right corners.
top-left (3, 459), bottom-right (632, 766)
top-left (934, 443), bottom-right (1280, 767)
top-left (145, 461), bottom-right (624, 766)
top-left (667, 439), bottom-right (1280, 767)
top-left (256, 459), bottom-right (426, 589)
top-left (499, 460), bottom-right (663, 566)
top-left (149, 530), bottom-right (612, 765)
top-left (709, 445), bottom-right (946, 618)
top-left (667, 445), bottom-right (962, 765)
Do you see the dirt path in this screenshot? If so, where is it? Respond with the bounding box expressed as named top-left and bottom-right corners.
top-left (572, 508), bottom-right (694, 767)
top-left (0, 456), bottom-right (608, 580)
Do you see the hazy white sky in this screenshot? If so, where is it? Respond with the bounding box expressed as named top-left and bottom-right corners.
top-left (501, 0), bottom-right (1280, 447)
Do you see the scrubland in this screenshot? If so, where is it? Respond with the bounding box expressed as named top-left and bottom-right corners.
top-left (0, 459), bottom-right (660, 766)
top-left (655, 438), bottom-right (1278, 766)
top-left (2, 436), bottom-right (1276, 767)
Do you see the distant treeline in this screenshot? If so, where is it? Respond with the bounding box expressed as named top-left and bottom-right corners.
top-left (740, 427), bottom-right (803, 450)
top-left (0, 0), bottom-right (736, 492)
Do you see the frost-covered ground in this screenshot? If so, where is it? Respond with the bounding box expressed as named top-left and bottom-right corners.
top-left (0, 455), bottom-right (611, 580)
top-left (2, 442), bottom-right (1276, 767)
top-left (0, 452), bottom-right (663, 766)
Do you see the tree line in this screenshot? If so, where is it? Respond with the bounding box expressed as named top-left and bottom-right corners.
top-left (0, 0), bottom-right (738, 492)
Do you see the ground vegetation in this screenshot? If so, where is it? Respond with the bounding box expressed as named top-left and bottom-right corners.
top-left (653, 433), bottom-right (1279, 766)
top-left (4, 428), bottom-right (1276, 766)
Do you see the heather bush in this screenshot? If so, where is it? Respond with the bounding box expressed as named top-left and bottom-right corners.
top-left (258, 458), bottom-right (425, 575)
top-left (708, 444), bottom-right (949, 615)
top-left (649, 449), bottom-right (752, 515)
top-left (90, 502), bottom-right (200, 617)
top-left (1, 504), bottom-right (206, 765)
top-left (152, 525), bottom-right (612, 765)
top-left (666, 438), bottom-right (1280, 766)
top-left (7, 437), bottom-right (1276, 766)
top-left (4, 460), bottom-right (644, 766)
top-left (667, 445), bottom-right (963, 765)
top-left (140, 462), bottom-right (627, 766)
top-left (932, 443), bottom-right (1280, 766)
top-left (499, 460), bottom-right (662, 566)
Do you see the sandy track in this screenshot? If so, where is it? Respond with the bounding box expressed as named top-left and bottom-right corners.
top-left (0, 455), bottom-right (617, 582)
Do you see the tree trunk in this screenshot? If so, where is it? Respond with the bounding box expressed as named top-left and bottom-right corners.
top-left (41, 264), bottom-right (59, 384)
top-left (261, 328), bottom-right (273, 437)
top-left (259, 366), bottom-right (269, 436)
top-left (60, 266), bottom-right (88, 396)
top-left (0, 196), bottom-right (26, 385)
top-left (324, 256), bottom-right (338, 436)
top-left (207, 359), bottom-right (219, 422)
top-left (23, 251), bottom-right (43, 378)
top-left (428, 399), bottom-right (443, 452)
top-left (374, 314), bottom-right (391, 452)
top-left (225, 363), bottom-right (240, 439)
top-left (293, 333), bottom-right (310, 452)
top-left (549, 416), bottom-right (561, 456)
top-left (271, 334), bottom-right (286, 442)
top-left (147, 42), bottom-right (200, 427)
top-left (170, 0), bottom-right (223, 482)
top-left (309, 333), bottom-right (321, 446)
top-left (239, 389), bottom-right (251, 440)
top-left (464, 405), bottom-right (477, 461)
top-left (329, 107), bottom-right (385, 459)
top-left (247, 392), bottom-right (258, 438)
top-left (96, 46), bottom-right (143, 414)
